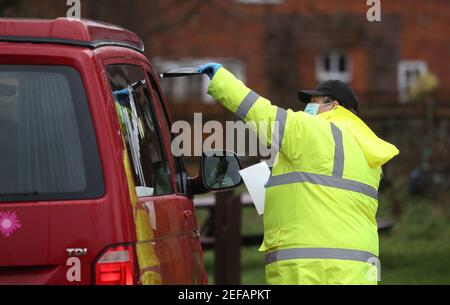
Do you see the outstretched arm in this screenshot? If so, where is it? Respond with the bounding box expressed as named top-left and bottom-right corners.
top-left (200, 64), bottom-right (296, 155)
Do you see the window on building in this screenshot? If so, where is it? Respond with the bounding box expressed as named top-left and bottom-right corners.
top-left (316, 51), bottom-right (352, 83)
top-left (153, 58), bottom-right (245, 104)
top-left (398, 60), bottom-right (428, 103)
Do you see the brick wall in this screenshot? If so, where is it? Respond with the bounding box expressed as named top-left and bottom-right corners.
top-left (3, 0), bottom-right (450, 109)
top-left (140, 0), bottom-right (450, 110)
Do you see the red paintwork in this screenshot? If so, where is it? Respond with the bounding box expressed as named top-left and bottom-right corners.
top-left (0, 18), bottom-right (207, 285)
top-left (0, 18), bottom-right (144, 51)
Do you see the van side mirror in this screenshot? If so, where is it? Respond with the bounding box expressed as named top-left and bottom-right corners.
top-left (201, 151), bottom-right (243, 192)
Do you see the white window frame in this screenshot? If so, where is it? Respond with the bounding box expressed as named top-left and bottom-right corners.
top-left (316, 51), bottom-right (352, 83)
top-left (153, 58), bottom-right (245, 103)
top-left (398, 60), bottom-right (428, 103)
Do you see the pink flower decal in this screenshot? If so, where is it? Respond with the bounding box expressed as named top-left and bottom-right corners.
top-left (0, 211), bottom-right (22, 238)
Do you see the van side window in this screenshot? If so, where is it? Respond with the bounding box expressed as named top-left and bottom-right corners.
top-left (0, 65), bottom-right (104, 202)
top-left (147, 72), bottom-right (189, 195)
top-left (107, 65), bottom-right (173, 197)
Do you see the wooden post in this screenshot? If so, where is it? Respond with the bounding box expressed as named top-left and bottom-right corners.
top-left (214, 191), bottom-right (241, 284)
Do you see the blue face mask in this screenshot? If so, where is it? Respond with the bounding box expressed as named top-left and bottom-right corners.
top-left (304, 103), bottom-right (321, 115)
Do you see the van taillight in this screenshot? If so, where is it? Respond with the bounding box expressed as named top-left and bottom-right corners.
top-left (94, 245), bottom-right (138, 285)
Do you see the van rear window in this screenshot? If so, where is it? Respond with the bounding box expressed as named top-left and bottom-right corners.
top-left (0, 65), bottom-right (104, 202)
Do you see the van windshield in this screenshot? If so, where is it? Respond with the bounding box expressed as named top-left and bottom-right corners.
top-left (0, 65), bottom-right (104, 203)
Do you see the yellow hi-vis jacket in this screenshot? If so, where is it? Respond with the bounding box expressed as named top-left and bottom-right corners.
top-left (207, 68), bottom-right (400, 285)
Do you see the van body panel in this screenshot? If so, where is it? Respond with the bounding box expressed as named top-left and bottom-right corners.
top-left (0, 18), bottom-right (207, 285)
top-left (98, 51), bottom-right (207, 284)
top-left (0, 44), bottom-right (138, 284)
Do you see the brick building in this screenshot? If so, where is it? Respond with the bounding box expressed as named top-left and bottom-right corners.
top-left (139, 0), bottom-right (450, 122)
top-left (3, 0), bottom-right (449, 119)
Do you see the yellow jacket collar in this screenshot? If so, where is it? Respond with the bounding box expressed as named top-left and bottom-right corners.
top-left (319, 106), bottom-right (400, 168)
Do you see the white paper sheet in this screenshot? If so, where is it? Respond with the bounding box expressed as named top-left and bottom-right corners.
top-left (239, 162), bottom-right (271, 215)
top-left (135, 186), bottom-right (154, 198)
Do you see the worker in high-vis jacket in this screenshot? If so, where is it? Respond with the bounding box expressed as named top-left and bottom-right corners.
top-left (198, 63), bottom-right (399, 285)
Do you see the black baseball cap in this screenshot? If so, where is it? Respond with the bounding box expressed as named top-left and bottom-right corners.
top-left (298, 80), bottom-right (359, 113)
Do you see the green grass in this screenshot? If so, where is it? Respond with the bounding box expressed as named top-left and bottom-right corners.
top-left (198, 194), bottom-right (450, 285)
top-left (378, 200), bottom-right (450, 284)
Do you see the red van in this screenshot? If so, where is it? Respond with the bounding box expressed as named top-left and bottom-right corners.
top-left (0, 18), bottom-right (242, 285)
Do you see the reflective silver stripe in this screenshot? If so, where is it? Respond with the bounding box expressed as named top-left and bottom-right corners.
top-left (272, 107), bottom-right (287, 150)
top-left (265, 171), bottom-right (378, 199)
top-left (265, 248), bottom-right (378, 265)
top-left (330, 123), bottom-right (344, 177)
top-left (235, 91), bottom-right (259, 120)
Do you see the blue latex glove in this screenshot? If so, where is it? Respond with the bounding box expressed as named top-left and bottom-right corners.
top-left (113, 88), bottom-right (129, 97)
top-left (198, 63), bottom-right (223, 80)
